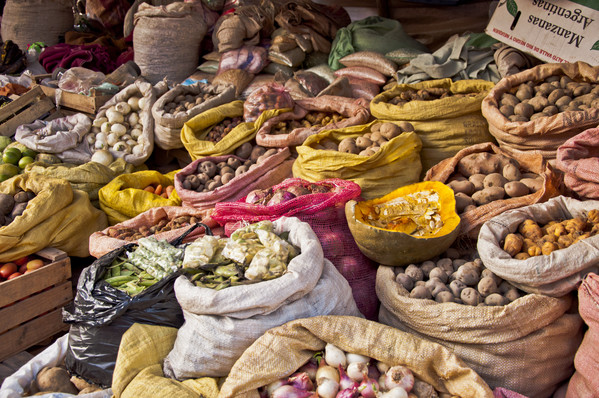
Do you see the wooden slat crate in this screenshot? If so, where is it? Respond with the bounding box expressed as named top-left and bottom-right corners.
top-left (0, 248), bottom-right (72, 362)
top-left (40, 85), bottom-right (112, 115)
top-left (0, 85), bottom-right (55, 137)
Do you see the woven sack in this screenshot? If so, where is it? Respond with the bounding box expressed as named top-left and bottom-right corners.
top-left (220, 315), bottom-right (493, 398)
top-left (556, 127), bottom-right (599, 199)
top-left (210, 178), bottom-right (379, 320)
top-left (1, 0), bottom-right (74, 50)
top-left (425, 142), bottom-right (562, 239)
top-left (377, 265), bottom-right (583, 398)
top-left (478, 196), bottom-right (599, 297)
top-left (89, 206), bottom-right (220, 258)
top-left (566, 273), bottom-right (599, 398)
top-left (174, 149), bottom-right (293, 210)
top-left (133, 2), bottom-right (207, 84)
top-left (371, 78), bottom-right (495, 175)
top-left (293, 120), bottom-right (422, 199)
top-left (255, 96), bottom-right (370, 147)
top-left (481, 62), bottom-right (599, 161)
top-left (162, 217), bottom-right (362, 379)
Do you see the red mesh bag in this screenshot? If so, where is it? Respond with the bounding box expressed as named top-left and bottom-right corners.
top-left (210, 178), bottom-right (380, 320)
top-left (243, 82), bottom-right (294, 122)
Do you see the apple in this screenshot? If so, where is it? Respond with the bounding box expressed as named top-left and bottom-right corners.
top-left (26, 259), bottom-right (44, 271)
top-left (7, 272), bottom-right (22, 280)
top-left (0, 263), bottom-right (17, 279)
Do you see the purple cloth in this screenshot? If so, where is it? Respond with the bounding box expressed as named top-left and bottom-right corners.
top-left (39, 43), bottom-right (117, 74)
top-left (494, 388), bottom-right (529, 398)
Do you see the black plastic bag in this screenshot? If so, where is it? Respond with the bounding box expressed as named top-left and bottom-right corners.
top-left (63, 223), bottom-right (211, 387)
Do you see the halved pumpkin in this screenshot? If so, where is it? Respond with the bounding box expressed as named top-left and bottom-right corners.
top-left (345, 181), bottom-right (461, 266)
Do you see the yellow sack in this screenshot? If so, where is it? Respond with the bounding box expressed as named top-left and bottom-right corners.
top-left (25, 158), bottom-right (135, 203)
top-left (113, 323), bottom-right (219, 398)
top-left (293, 121), bottom-right (422, 199)
top-left (219, 315), bottom-right (493, 398)
top-left (0, 173), bottom-right (108, 261)
top-left (99, 170), bottom-right (182, 225)
top-left (180, 100), bottom-right (290, 161)
top-left (370, 78), bottom-right (496, 175)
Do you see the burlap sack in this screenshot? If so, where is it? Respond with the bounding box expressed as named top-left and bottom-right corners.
top-left (377, 266), bottom-right (583, 398)
top-left (1, 0), bottom-right (74, 50)
top-left (481, 62), bottom-right (599, 161)
top-left (95, 79), bottom-right (157, 166)
top-left (255, 96), bottom-right (370, 147)
top-left (152, 83), bottom-right (236, 150)
top-left (556, 127), bottom-right (599, 199)
top-left (88, 206), bottom-right (221, 258)
top-left (123, 0), bottom-right (179, 38)
top-left (163, 217), bottom-right (362, 379)
top-left (566, 273), bottom-right (599, 398)
top-left (370, 78), bottom-right (496, 175)
top-left (16, 113), bottom-right (91, 155)
top-left (134, 2), bottom-right (207, 84)
top-left (212, 4), bottom-right (274, 53)
top-left (478, 196), bottom-right (599, 297)
top-left (0, 174), bottom-right (108, 261)
top-left (174, 149), bottom-right (293, 210)
top-left (425, 142), bottom-right (562, 239)
top-left (219, 315), bottom-right (493, 398)
top-left (293, 121), bottom-right (422, 200)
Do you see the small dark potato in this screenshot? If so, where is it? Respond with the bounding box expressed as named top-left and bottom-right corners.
top-left (396, 273), bottom-right (414, 291)
top-left (435, 291), bottom-right (455, 303)
top-left (429, 267), bottom-right (448, 283)
top-left (0, 193), bottom-right (15, 215)
top-left (420, 261), bottom-right (436, 278)
top-left (13, 191), bottom-right (29, 203)
top-left (198, 161), bottom-right (217, 178)
top-left (227, 157), bottom-right (242, 169)
top-left (188, 174), bottom-right (201, 190)
top-left (235, 142), bottom-right (253, 159)
top-left (405, 264), bottom-right (424, 281)
top-left (410, 285), bottom-right (432, 300)
top-left (10, 202), bottom-right (28, 219)
top-left (221, 173), bottom-right (235, 185)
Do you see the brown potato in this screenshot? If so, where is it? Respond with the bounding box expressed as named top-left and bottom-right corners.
top-left (514, 102), bottom-right (534, 119)
top-left (485, 293), bottom-right (509, 306)
top-left (379, 122), bottom-right (402, 140)
top-left (483, 173), bottom-right (508, 189)
top-left (410, 285), bottom-right (432, 299)
top-left (502, 163), bottom-right (521, 182)
top-left (396, 273), bottom-right (414, 291)
top-left (448, 180), bottom-right (475, 196)
top-left (504, 181), bottom-right (530, 198)
top-left (478, 276), bottom-right (499, 297)
top-left (461, 287), bottom-right (482, 305)
top-left (420, 260), bottom-right (437, 278)
top-left (455, 193), bottom-right (475, 213)
top-left (503, 233), bottom-right (523, 257)
top-left (429, 267), bottom-right (449, 283)
top-left (338, 137), bottom-right (359, 154)
top-left (435, 291), bottom-right (455, 303)
top-left (472, 187), bottom-right (505, 206)
top-left (468, 174), bottom-right (486, 191)
top-left (405, 264), bottom-right (424, 281)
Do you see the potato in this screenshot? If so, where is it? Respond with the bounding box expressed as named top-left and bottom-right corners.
top-left (502, 163), bottom-right (521, 182)
top-left (425, 277), bottom-right (445, 294)
top-left (504, 181), bottom-right (530, 198)
top-left (455, 192), bottom-right (475, 213)
top-left (519, 219), bottom-right (544, 241)
top-left (250, 146), bottom-right (267, 162)
top-left (410, 285), bottom-right (432, 299)
top-left (472, 187), bottom-right (505, 206)
top-left (541, 241), bottom-right (559, 255)
top-left (498, 280), bottom-right (514, 295)
top-left (452, 258), bottom-right (468, 269)
top-left (36, 367), bottom-right (79, 394)
top-left (405, 264), bottom-right (424, 281)
top-left (355, 136), bottom-right (373, 149)
top-left (436, 258), bottom-right (454, 275)
top-left (338, 137), bottom-right (359, 154)
top-left (528, 96), bottom-right (549, 112)
top-left (0, 193), bottom-right (14, 215)
top-left (321, 139), bottom-right (339, 151)
top-left (481, 269), bottom-right (502, 286)
top-left (396, 273), bottom-right (414, 291)
top-left (485, 293), bottom-right (509, 306)
top-left (420, 260), bottom-right (436, 278)
top-left (457, 153), bottom-right (503, 177)
top-left (455, 265), bottom-right (479, 286)
top-left (504, 287), bottom-right (521, 302)
top-left (429, 267), bottom-right (448, 283)
top-left (520, 177), bottom-right (543, 193)
top-left (234, 142), bottom-right (253, 159)
top-left (10, 202), bottom-right (27, 219)
top-left (449, 279), bottom-right (467, 297)
top-left (483, 173), bottom-right (507, 189)
top-left (359, 148), bottom-right (377, 157)
top-left (501, 93), bottom-right (520, 107)
top-left (379, 122), bottom-right (402, 140)
top-left (471, 258), bottom-right (484, 272)
top-left (477, 276), bottom-right (499, 297)
top-left (13, 191), bottom-right (29, 203)
top-left (412, 380), bottom-right (438, 398)
top-left (514, 102), bottom-right (534, 119)
top-left (435, 291), bottom-right (455, 303)
top-left (503, 233), bottom-right (523, 257)
top-left (221, 173), bottom-right (234, 185)
top-left (448, 180), bottom-right (475, 196)
top-left (460, 287), bottom-right (482, 305)
top-left (448, 173), bottom-right (467, 182)
top-left (515, 84), bottom-right (534, 101)
top-left (468, 174), bottom-right (486, 191)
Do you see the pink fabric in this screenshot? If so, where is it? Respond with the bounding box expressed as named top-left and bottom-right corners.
top-left (39, 43), bottom-right (117, 73)
top-left (493, 387), bottom-right (528, 398)
top-left (566, 273), bottom-right (599, 398)
top-left (211, 178), bottom-right (380, 320)
top-left (556, 127), bottom-right (599, 199)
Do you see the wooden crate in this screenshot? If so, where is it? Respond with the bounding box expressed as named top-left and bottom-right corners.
top-left (0, 85), bottom-right (55, 137)
top-left (0, 248), bottom-right (72, 362)
top-left (40, 85), bottom-right (112, 115)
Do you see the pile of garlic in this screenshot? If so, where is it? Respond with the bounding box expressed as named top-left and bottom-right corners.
top-left (88, 96), bottom-right (148, 157)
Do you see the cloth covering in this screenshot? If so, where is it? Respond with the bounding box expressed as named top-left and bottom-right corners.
top-left (397, 34), bottom-right (501, 84)
top-left (39, 44), bottom-right (117, 74)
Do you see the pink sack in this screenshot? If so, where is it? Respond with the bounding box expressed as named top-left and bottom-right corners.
top-left (334, 66), bottom-right (387, 86)
top-left (174, 148), bottom-right (293, 210)
top-left (210, 178), bottom-right (380, 320)
top-left (493, 388), bottom-right (528, 398)
top-left (217, 45), bottom-right (268, 75)
top-left (556, 127), bottom-right (599, 199)
top-left (88, 206), bottom-right (221, 258)
top-left (566, 273), bottom-right (599, 398)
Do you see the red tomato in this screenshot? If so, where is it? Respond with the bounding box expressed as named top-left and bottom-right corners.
top-left (0, 263), bottom-right (17, 279)
top-left (14, 256), bottom-right (29, 266)
top-left (18, 264), bottom-right (27, 274)
top-left (7, 272), bottom-right (22, 280)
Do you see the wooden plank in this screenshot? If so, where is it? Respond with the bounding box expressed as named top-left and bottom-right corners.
top-left (36, 247), bottom-right (68, 262)
top-left (0, 309), bottom-right (68, 362)
top-left (0, 97), bottom-right (54, 137)
top-left (0, 86), bottom-right (45, 120)
top-left (0, 281), bottom-right (72, 334)
top-left (40, 85), bottom-right (112, 114)
top-left (0, 258), bottom-right (70, 308)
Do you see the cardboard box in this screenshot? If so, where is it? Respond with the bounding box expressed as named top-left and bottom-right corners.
top-left (486, 0), bottom-right (599, 64)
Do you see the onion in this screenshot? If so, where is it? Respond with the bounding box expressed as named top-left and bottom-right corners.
top-left (130, 128), bottom-right (142, 140)
top-left (338, 365), bottom-right (358, 391)
top-left (111, 123), bottom-right (127, 136)
top-left (107, 133), bottom-right (118, 146)
top-left (316, 378), bottom-right (339, 398)
top-left (378, 375), bottom-right (387, 391)
top-left (106, 108), bottom-right (124, 124)
top-left (289, 372), bottom-right (313, 391)
top-left (138, 97), bottom-right (147, 110)
top-left (126, 139), bottom-right (137, 147)
top-left (325, 344), bottom-right (347, 369)
top-left (266, 190), bottom-right (296, 206)
top-left (385, 366), bottom-right (414, 393)
top-left (121, 134), bottom-right (132, 142)
top-left (100, 121), bottom-right (111, 133)
top-left (380, 387), bottom-right (408, 398)
top-left (128, 96), bottom-right (140, 111)
top-left (86, 134), bottom-right (96, 145)
top-left (93, 117), bottom-right (107, 127)
top-left (266, 379), bottom-right (289, 397)
top-left (316, 360), bottom-right (339, 383)
top-left (132, 144), bottom-right (144, 157)
top-left (115, 101), bottom-right (131, 114)
top-left (335, 385), bottom-right (358, 398)
top-left (246, 188), bottom-right (272, 205)
top-left (367, 364), bottom-right (381, 381)
top-left (376, 362), bottom-right (390, 374)
top-left (91, 149), bottom-right (113, 166)
top-left (113, 141), bottom-right (130, 152)
top-left (358, 376), bottom-right (379, 398)
top-left (96, 132), bottom-right (107, 142)
top-left (95, 140), bottom-right (107, 150)
top-left (128, 112), bottom-right (139, 126)
top-left (346, 362), bottom-right (367, 382)
top-left (272, 385), bottom-right (314, 398)
top-left (298, 359), bottom-right (318, 382)
top-left (346, 353), bottom-right (370, 365)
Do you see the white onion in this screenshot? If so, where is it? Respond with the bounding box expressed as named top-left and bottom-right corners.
top-left (95, 140), bottom-right (107, 150)
top-left (376, 362), bottom-right (390, 374)
top-left (106, 108), bottom-right (124, 124)
top-left (346, 353), bottom-right (370, 365)
top-left (111, 123), bottom-right (127, 136)
top-left (113, 141), bottom-right (129, 152)
top-left (325, 344), bottom-right (347, 368)
top-left (134, 122), bottom-right (143, 130)
top-left (380, 387), bottom-right (408, 398)
top-left (128, 96), bottom-right (140, 111)
top-left (121, 134), bottom-right (132, 142)
top-left (346, 362), bottom-right (368, 382)
top-left (96, 132), bottom-right (107, 142)
top-left (126, 139), bottom-right (137, 147)
top-left (316, 365), bottom-right (339, 383)
top-left (132, 144), bottom-right (144, 157)
top-left (316, 378), bottom-right (339, 398)
top-left (115, 101), bottom-right (131, 114)
top-left (86, 134), bottom-right (96, 145)
top-left (93, 117), bottom-right (107, 127)
top-left (100, 122), bottom-right (111, 133)
top-left (138, 97), bottom-right (147, 110)
top-left (128, 112), bottom-right (139, 126)
top-left (91, 149), bottom-right (113, 166)
top-left (107, 133), bottom-right (119, 146)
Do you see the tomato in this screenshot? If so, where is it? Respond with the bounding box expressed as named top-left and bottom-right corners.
top-left (18, 264), bottom-right (27, 274)
top-left (7, 272), bottom-right (22, 280)
top-left (26, 259), bottom-right (44, 271)
top-left (0, 262), bottom-right (17, 279)
top-left (14, 256), bottom-right (29, 266)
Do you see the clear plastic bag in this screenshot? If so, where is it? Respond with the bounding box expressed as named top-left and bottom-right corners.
top-left (57, 66), bottom-right (106, 95)
top-left (243, 82), bottom-right (294, 122)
